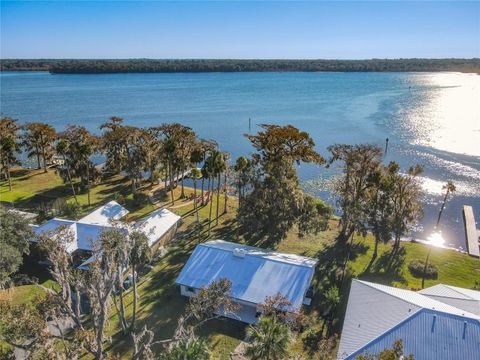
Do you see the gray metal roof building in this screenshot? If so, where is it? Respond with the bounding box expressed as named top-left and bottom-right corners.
top-left (338, 280), bottom-right (480, 359)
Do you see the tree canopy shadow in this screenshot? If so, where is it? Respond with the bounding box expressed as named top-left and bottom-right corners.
top-left (308, 239), bottom-right (369, 332)
top-left (359, 246), bottom-right (407, 285)
top-left (237, 222), bottom-right (288, 249)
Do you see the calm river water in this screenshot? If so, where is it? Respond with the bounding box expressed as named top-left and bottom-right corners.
top-left (1, 71), bottom-right (479, 249)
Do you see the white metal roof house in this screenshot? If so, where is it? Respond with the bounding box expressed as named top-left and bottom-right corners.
top-left (77, 200), bottom-right (129, 226)
top-left (338, 279), bottom-right (480, 360)
top-left (30, 201), bottom-right (181, 268)
top-left (419, 284), bottom-right (480, 316)
top-left (133, 208), bottom-right (181, 247)
top-left (176, 240), bottom-right (317, 324)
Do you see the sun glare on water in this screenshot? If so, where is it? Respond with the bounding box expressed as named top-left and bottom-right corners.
top-left (406, 73), bottom-right (480, 157)
top-left (427, 231), bottom-right (446, 248)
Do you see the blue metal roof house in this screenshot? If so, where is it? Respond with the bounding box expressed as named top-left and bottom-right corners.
top-left (338, 279), bottom-right (480, 360)
top-left (176, 240), bottom-right (318, 324)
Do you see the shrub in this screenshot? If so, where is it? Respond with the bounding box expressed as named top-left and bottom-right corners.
top-left (408, 259), bottom-right (438, 279)
top-left (474, 280), bottom-right (480, 290)
top-left (61, 202), bottom-right (81, 219)
top-left (133, 192), bottom-right (149, 206)
top-left (302, 327), bottom-right (320, 353)
top-left (113, 192), bottom-right (125, 205)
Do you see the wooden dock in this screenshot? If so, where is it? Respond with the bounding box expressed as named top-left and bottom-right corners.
top-left (463, 205), bottom-right (480, 258)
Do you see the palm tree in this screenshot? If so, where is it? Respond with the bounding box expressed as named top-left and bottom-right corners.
top-left (190, 168), bottom-right (202, 224)
top-left (175, 126), bottom-right (196, 199)
top-left (234, 156), bottom-right (250, 206)
top-left (129, 231), bottom-right (151, 331)
top-left (202, 157), bottom-right (215, 236)
top-left (56, 139), bottom-right (78, 204)
top-left (125, 127), bottom-right (150, 194)
top-left (58, 126), bottom-right (98, 206)
top-left (80, 142), bottom-right (95, 207)
top-left (245, 316), bottom-right (291, 360)
top-left (198, 139), bottom-right (217, 205)
top-left (0, 117), bottom-right (20, 191)
top-left (190, 148), bottom-right (203, 170)
top-left (160, 334), bottom-right (210, 360)
top-left (163, 138), bottom-right (177, 204)
top-left (436, 181), bottom-right (456, 227)
top-left (22, 122), bottom-right (56, 173)
top-left (0, 137), bottom-right (19, 191)
top-left (421, 181), bottom-right (456, 289)
top-left (145, 128), bottom-right (161, 186)
top-left (211, 151), bottom-right (226, 226)
top-left (21, 123), bottom-right (42, 169)
top-left (38, 123), bottom-right (56, 173)
top-left (222, 152), bottom-right (231, 214)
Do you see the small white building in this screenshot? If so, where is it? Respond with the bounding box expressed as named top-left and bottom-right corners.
top-left (176, 240), bottom-right (317, 324)
top-left (338, 279), bottom-right (480, 360)
top-left (31, 201), bottom-right (181, 268)
top-left (133, 208), bottom-right (181, 249)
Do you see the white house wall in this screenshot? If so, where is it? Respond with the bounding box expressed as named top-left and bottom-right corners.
top-left (180, 285), bottom-right (195, 297)
top-left (179, 285), bottom-right (259, 324)
top-left (337, 280), bottom-right (421, 359)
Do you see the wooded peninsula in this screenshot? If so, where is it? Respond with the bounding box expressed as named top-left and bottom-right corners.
top-left (1, 58), bottom-right (480, 73)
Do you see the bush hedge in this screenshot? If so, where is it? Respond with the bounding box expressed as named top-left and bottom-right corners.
top-left (408, 259), bottom-right (438, 279)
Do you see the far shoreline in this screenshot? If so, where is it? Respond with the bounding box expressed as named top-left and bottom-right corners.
top-left (1, 70), bottom-right (479, 76)
top-left (1, 58), bottom-right (479, 74)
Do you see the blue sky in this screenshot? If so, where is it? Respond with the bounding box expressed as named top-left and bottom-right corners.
top-left (1, 1), bottom-right (479, 59)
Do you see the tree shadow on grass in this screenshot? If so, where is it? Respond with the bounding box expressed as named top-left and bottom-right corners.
top-left (314, 239), bottom-right (370, 281)
top-left (359, 246), bottom-right (407, 285)
top-left (6, 183), bottom-right (73, 210)
top-left (107, 235), bottom-right (246, 358)
top-left (107, 288), bottom-right (187, 356)
top-left (96, 183), bottom-right (130, 196)
top-left (197, 317), bottom-right (247, 353)
top-left (211, 218), bottom-right (239, 241)
top-left (17, 246), bottom-right (53, 284)
top-left (307, 239), bottom-right (369, 331)
top-left (7, 168), bottom-right (32, 179)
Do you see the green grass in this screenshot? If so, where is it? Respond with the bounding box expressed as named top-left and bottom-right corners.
top-left (103, 194), bottom-right (245, 359)
top-left (105, 201), bottom-right (480, 359)
top-left (2, 168), bottom-right (480, 358)
top-left (0, 167), bottom-right (155, 219)
top-left (0, 167), bottom-right (66, 204)
top-left (350, 236), bottom-right (480, 289)
top-left (1, 168), bottom-right (245, 359)
top-left (0, 279), bottom-right (57, 304)
top-left (279, 220), bottom-right (480, 290)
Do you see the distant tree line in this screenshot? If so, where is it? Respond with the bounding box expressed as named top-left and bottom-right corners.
top-left (1, 58), bottom-right (479, 73)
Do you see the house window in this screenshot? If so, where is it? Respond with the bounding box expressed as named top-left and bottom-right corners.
top-left (187, 287), bottom-right (195, 293)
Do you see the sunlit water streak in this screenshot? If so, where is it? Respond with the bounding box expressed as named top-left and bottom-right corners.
top-left (404, 73), bottom-right (480, 157)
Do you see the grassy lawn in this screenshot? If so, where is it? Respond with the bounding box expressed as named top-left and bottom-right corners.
top-left (103, 190), bottom-right (245, 359)
top-left (2, 168), bottom-right (479, 358)
top-left (278, 220), bottom-right (480, 290)
top-left (103, 199), bottom-right (480, 359)
top-left (348, 236), bottom-right (480, 289)
top-left (0, 167), bottom-right (157, 219)
top-left (0, 167), bottom-right (66, 204)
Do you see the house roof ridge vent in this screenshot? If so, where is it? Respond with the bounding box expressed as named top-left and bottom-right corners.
top-left (233, 247), bottom-right (247, 258)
